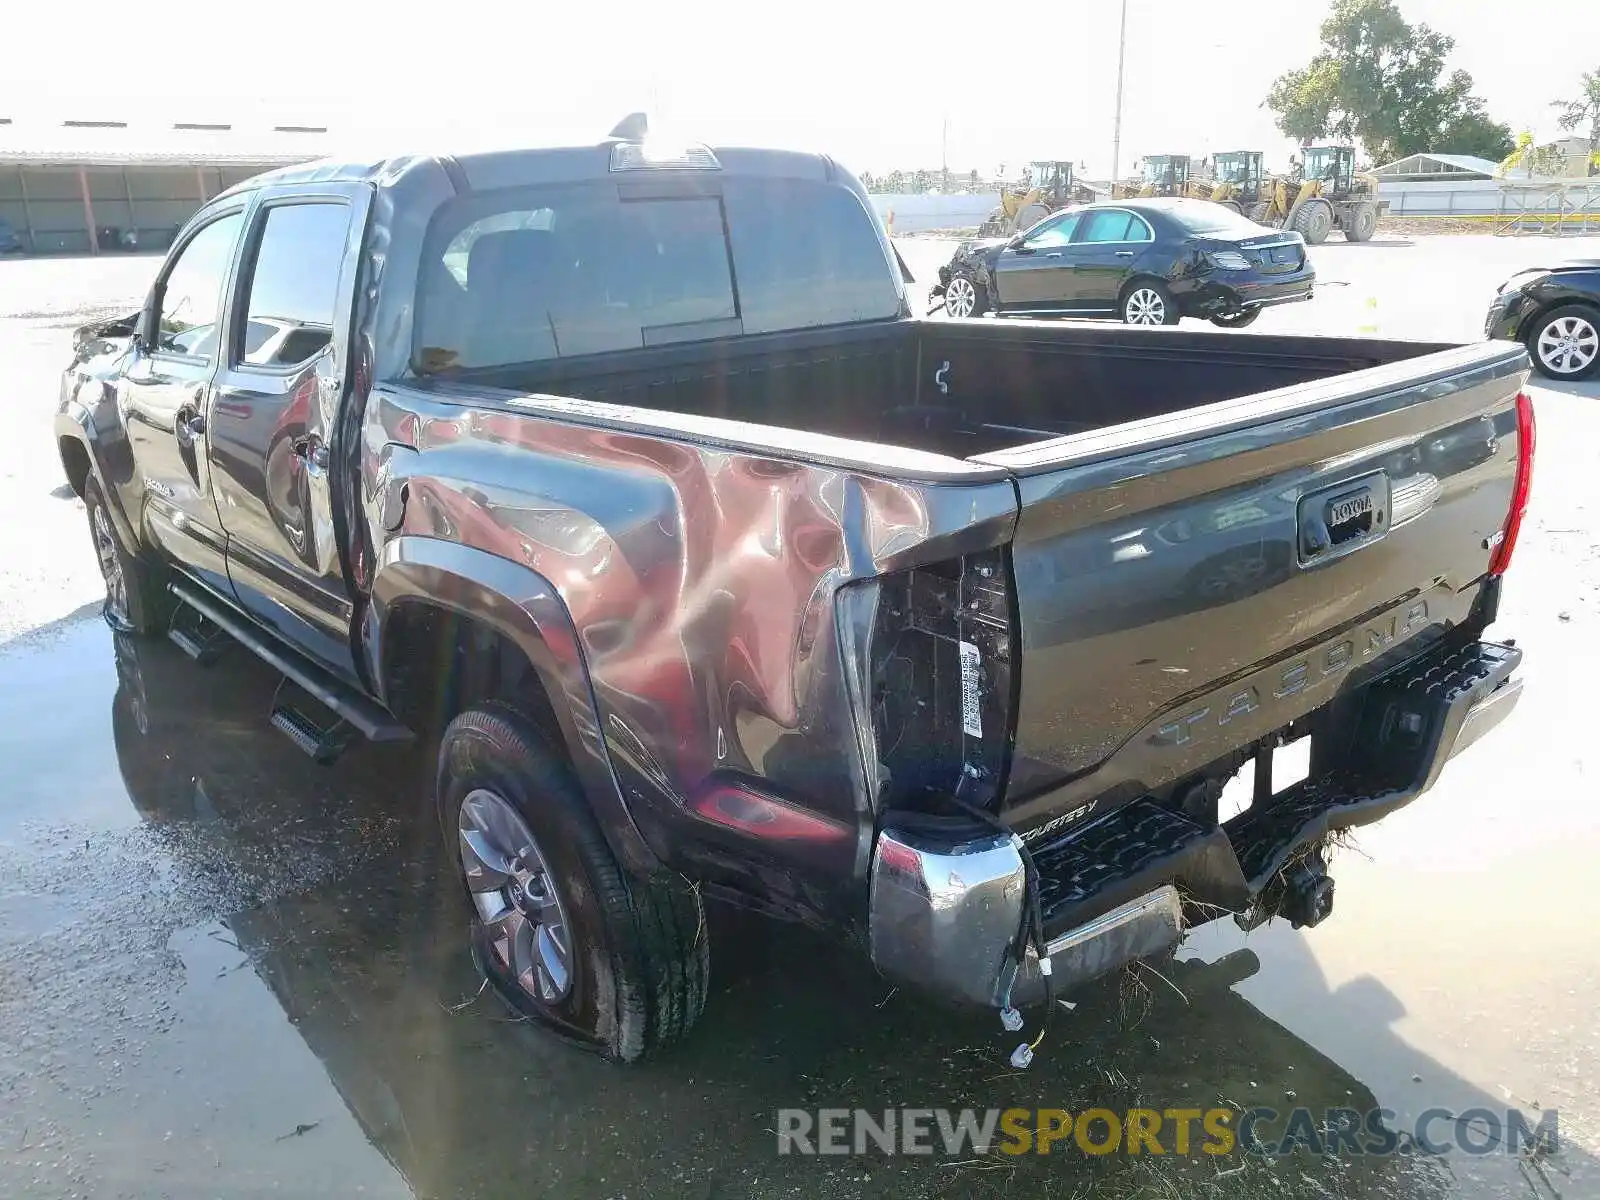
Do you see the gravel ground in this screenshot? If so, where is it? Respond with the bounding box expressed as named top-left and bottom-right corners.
top-left (1, 238), bottom-right (1597, 1200)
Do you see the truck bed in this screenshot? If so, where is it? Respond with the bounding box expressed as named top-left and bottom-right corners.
top-left (434, 318), bottom-right (1451, 461)
top-left (404, 316), bottom-right (1524, 839)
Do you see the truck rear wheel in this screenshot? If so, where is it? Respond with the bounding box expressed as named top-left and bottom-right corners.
top-left (437, 703), bottom-right (709, 1062)
top-left (84, 476), bottom-right (169, 635)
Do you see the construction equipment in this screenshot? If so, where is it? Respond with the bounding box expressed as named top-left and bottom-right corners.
top-left (978, 161), bottom-right (1094, 237)
top-left (1274, 145), bottom-right (1384, 244)
top-left (1116, 155), bottom-right (1212, 200)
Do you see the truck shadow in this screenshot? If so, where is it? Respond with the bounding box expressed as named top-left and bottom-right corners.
top-left (106, 632), bottom-right (1591, 1200)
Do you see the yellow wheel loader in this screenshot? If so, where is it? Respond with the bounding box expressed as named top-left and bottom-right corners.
top-left (1276, 146), bottom-right (1384, 244)
top-left (977, 161), bottom-right (1094, 237)
top-left (1209, 151), bottom-right (1283, 219)
top-left (1116, 155), bottom-right (1211, 200)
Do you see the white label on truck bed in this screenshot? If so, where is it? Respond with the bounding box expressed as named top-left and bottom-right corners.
top-left (959, 640), bottom-right (983, 738)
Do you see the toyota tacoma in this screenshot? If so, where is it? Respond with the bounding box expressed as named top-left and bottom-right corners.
top-left (58, 116), bottom-right (1532, 1062)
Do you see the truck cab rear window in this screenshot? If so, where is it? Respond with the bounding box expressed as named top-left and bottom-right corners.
top-left (415, 178), bottom-right (902, 372)
top-left (417, 186), bottom-right (737, 370)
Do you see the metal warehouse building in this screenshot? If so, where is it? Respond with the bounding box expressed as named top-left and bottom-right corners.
top-left (0, 120), bottom-right (329, 254)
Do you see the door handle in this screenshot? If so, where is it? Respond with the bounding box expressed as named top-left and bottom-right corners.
top-left (1044, 251), bottom-right (1063, 258)
top-left (174, 407), bottom-right (205, 446)
top-left (1115, 250), bottom-right (1136, 257)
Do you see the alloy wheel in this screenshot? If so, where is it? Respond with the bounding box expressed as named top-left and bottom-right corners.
top-left (458, 788), bottom-right (574, 1005)
top-left (1125, 288), bottom-right (1167, 325)
top-left (1537, 315), bottom-right (1598, 376)
top-left (93, 505), bottom-right (129, 625)
top-left (945, 276), bottom-right (977, 318)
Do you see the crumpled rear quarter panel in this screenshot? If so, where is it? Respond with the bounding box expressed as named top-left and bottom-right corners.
top-left (370, 389), bottom-right (1016, 902)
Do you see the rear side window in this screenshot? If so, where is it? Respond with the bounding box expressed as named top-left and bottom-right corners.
top-left (721, 179), bottom-right (901, 334)
top-left (1079, 210), bottom-right (1151, 243)
top-left (237, 202), bottom-right (350, 367)
top-left (417, 183), bottom-right (738, 370)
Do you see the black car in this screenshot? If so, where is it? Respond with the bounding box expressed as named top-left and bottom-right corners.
top-left (932, 198), bottom-right (1314, 328)
top-left (1484, 261), bottom-right (1600, 381)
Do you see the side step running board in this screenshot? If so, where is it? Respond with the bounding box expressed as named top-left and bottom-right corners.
top-left (168, 581), bottom-right (412, 761)
top-left (168, 601), bottom-right (232, 664)
top-left (270, 678), bottom-right (357, 765)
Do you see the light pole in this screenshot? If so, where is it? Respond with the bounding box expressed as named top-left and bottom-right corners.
top-left (1110, 0), bottom-right (1128, 192)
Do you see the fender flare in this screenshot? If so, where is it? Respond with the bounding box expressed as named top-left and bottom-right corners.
top-left (369, 535), bottom-right (661, 875)
top-left (56, 398), bottom-right (141, 553)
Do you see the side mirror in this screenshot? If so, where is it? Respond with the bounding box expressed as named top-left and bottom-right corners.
top-left (1006, 233), bottom-right (1027, 249)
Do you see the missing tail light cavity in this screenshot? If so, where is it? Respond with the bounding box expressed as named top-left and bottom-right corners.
top-left (840, 549), bottom-right (1016, 815)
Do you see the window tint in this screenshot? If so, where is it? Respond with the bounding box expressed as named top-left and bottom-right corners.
top-left (417, 184), bottom-right (737, 370)
top-left (239, 202), bottom-right (350, 367)
top-left (1080, 210), bottom-right (1150, 243)
top-left (157, 212), bottom-right (243, 358)
top-left (722, 179), bottom-right (901, 333)
top-left (1022, 211), bottom-right (1081, 249)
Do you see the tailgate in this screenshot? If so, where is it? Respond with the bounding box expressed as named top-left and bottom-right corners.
top-left (973, 342), bottom-right (1528, 829)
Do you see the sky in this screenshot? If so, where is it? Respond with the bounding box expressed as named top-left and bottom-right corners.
top-left (2, 0), bottom-right (1596, 178)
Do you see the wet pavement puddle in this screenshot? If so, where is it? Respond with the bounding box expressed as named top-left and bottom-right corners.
top-left (1, 614), bottom-right (1594, 1199)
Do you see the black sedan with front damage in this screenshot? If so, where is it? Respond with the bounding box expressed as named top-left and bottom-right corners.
top-left (1484, 260), bottom-right (1600, 380)
top-left (933, 197), bottom-right (1314, 328)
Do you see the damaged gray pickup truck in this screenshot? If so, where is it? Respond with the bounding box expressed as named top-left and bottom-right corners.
top-left (58, 117), bottom-right (1532, 1063)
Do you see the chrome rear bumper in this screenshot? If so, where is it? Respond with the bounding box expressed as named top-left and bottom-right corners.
top-left (868, 824), bottom-right (1185, 1008)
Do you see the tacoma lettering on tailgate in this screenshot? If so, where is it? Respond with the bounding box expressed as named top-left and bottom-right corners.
top-left (1152, 601), bottom-right (1429, 747)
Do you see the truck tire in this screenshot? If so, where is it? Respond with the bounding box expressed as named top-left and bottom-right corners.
top-left (943, 271), bottom-right (987, 319)
top-left (84, 476), bottom-right (169, 635)
top-left (977, 207), bottom-right (1008, 237)
top-left (1248, 201), bottom-right (1272, 224)
top-left (1525, 304), bottom-right (1600, 380)
top-left (437, 702), bottom-right (709, 1062)
top-left (1120, 279), bottom-right (1180, 326)
top-left (1290, 199), bottom-right (1334, 244)
top-left (1345, 201), bottom-right (1378, 242)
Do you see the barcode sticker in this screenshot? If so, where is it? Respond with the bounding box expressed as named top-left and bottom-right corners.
top-left (959, 640), bottom-right (983, 739)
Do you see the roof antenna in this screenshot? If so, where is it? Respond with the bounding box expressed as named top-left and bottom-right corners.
top-left (609, 112), bottom-right (649, 141)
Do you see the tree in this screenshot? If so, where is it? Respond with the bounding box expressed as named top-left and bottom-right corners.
top-left (1265, 0), bottom-right (1512, 164)
top-left (1552, 69), bottom-right (1600, 174)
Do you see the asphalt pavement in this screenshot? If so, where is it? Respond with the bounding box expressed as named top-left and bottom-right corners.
top-left (1, 238), bottom-right (1597, 1199)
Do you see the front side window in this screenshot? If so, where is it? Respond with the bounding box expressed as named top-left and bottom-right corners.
top-left (1080, 210), bottom-right (1151, 244)
top-left (238, 202), bottom-right (351, 368)
top-left (417, 184), bottom-right (737, 371)
top-left (1022, 211), bottom-right (1081, 249)
top-left (156, 212), bottom-right (244, 358)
